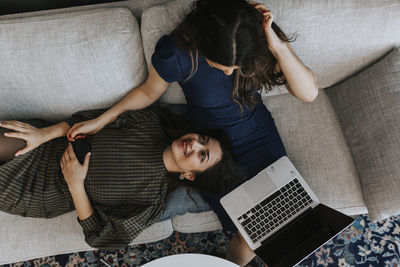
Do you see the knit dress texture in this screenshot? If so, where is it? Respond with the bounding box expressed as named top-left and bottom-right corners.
top-left (0, 108), bottom-right (170, 249)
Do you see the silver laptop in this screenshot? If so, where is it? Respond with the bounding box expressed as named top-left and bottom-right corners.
top-left (220, 156), bottom-right (354, 267)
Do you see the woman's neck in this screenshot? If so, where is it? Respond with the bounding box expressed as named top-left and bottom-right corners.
top-left (162, 146), bottom-right (180, 173)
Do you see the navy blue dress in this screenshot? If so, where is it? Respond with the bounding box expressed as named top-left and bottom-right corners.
top-left (152, 35), bottom-right (286, 230)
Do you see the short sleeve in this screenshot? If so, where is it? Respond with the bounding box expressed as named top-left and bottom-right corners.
top-left (151, 35), bottom-right (183, 83)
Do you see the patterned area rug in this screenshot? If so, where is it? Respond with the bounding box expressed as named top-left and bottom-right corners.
top-left (4, 214), bottom-right (400, 267)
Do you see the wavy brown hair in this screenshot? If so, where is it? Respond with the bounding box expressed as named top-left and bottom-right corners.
top-left (171, 0), bottom-right (295, 109)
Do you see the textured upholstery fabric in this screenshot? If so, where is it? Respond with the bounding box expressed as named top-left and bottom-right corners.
top-left (172, 211), bottom-right (222, 233)
top-left (0, 0), bottom-right (188, 22)
top-left (141, 2), bottom-right (191, 104)
top-left (0, 211), bottom-right (173, 265)
top-left (270, 0), bottom-right (400, 89)
top-left (326, 47), bottom-right (400, 221)
top-left (0, 8), bottom-right (147, 121)
top-left (263, 91), bottom-right (367, 215)
top-left (141, 0), bottom-right (400, 104)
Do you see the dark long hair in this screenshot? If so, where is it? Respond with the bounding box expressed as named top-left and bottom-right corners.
top-left (155, 105), bottom-right (246, 195)
top-left (171, 0), bottom-right (295, 109)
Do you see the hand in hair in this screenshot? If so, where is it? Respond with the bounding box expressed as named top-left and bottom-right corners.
top-left (248, 1), bottom-right (286, 54)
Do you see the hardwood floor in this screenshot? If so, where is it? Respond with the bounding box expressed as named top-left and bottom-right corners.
top-left (0, 0), bottom-right (123, 15)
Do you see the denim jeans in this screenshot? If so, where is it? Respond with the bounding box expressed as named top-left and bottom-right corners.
top-left (158, 186), bottom-right (211, 222)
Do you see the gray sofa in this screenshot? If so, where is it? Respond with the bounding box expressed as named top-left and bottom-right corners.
top-left (0, 0), bottom-right (399, 264)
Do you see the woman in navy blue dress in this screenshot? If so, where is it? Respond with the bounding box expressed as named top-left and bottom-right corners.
top-left (67, 0), bottom-right (318, 265)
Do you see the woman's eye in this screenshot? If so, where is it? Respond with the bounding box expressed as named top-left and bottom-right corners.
top-left (201, 152), bottom-right (206, 162)
top-left (200, 135), bottom-right (206, 144)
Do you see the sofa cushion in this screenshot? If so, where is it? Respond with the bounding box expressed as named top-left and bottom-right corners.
top-left (263, 91), bottom-right (367, 215)
top-left (0, 211), bottom-right (173, 265)
top-left (141, 2), bottom-right (190, 104)
top-left (270, 0), bottom-right (400, 90)
top-left (326, 47), bottom-right (400, 221)
top-left (0, 7), bottom-right (147, 121)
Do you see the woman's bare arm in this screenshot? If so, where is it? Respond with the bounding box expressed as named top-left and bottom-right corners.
top-left (251, 1), bottom-right (318, 102)
top-left (0, 121), bottom-right (70, 156)
top-left (69, 183), bottom-right (94, 221)
top-left (42, 122), bottom-right (70, 141)
top-left (61, 143), bottom-right (94, 220)
top-left (273, 43), bottom-right (318, 102)
top-left (96, 65), bottom-right (169, 126)
top-left (67, 64), bottom-right (169, 139)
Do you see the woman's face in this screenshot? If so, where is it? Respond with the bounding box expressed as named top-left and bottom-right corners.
top-left (171, 133), bottom-right (222, 174)
top-left (205, 58), bottom-right (240, 76)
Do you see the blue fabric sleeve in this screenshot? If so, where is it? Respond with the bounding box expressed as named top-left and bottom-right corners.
top-left (151, 35), bottom-right (183, 83)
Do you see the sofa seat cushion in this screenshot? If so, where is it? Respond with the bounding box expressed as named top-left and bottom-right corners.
top-left (326, 47), bottom-right (400, 221)
top-left (0, 7), bottom-right (147, 121)
top-left (0, 211), bottom-right (173, 265)
top-left (263, 91), bottom-right (367, 215)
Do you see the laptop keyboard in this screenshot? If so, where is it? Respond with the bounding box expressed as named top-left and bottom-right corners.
top-left (237, 178), bottom-right (313, 243)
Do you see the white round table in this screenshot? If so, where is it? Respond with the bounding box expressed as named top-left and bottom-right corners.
top-left (141, 253), bottom-right (240, 267)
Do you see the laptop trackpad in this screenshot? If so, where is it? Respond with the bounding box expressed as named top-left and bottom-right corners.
top-left (244, 174), bottom-right (277, 204)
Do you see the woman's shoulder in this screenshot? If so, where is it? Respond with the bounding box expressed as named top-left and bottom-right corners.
top-left (155, 34), bottom-right (190, 60)
top-left (155, 35), bottom-right (176, 52)
top-left (152, 34), bottom-right (193, 82)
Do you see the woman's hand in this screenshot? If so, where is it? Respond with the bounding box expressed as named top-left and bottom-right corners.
top-left (248, 1), bottom-right (286, 53)
top-left (60, 143), bottom-right (91, 189)
top-left (0, 121), bottom-right (47, 156)
top-left (67, 118), bottom-right (104, 141)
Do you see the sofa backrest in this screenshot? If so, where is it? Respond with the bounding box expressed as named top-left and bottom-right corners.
top-left (0, 8), bottom-right (147, 120)
top-left (1, 0), bottom-right (399, 116)
top-left (141, 0), bottom-right (400, 104)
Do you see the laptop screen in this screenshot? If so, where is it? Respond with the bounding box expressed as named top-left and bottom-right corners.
top-left (254, 204), bottom-right (354, 267)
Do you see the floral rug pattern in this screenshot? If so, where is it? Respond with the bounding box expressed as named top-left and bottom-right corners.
top-left (4, 214), bottom-right (400, 267)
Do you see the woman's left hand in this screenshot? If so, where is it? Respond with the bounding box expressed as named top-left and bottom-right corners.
top-left (248, 1), bottom-right (286, 53)
top-left (0, 120), bottom-right (47, 156)
top-left (60, 143), bottom-right (91, 189)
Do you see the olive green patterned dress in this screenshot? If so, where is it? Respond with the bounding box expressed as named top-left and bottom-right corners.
top-left (0, 108), bottom-right (171, 249)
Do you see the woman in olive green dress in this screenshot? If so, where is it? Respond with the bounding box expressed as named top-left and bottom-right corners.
top-left (0, 107), bottom-right (244, 249)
